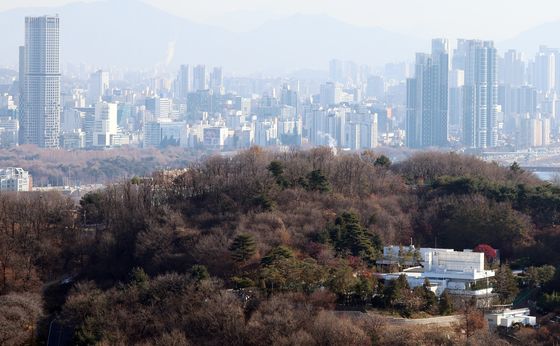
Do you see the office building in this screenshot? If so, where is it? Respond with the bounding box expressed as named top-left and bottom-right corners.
top-left (0, 117), bottom-right (19, 148)
top-left (19, 15), bottom-right (61, 148)
top-left (203, 126), bottom-right (229, 148)
top-left (60, 129), bottom-right (86, 149)
top-left (145, 97), bottom-right (172, 118)
top-left (144, 120), bottom-right (187, 148)
top-left (93, 102), bottom-right (118, 147)
top-left (463, 40), bottom-right (498, 149)
top-left (88, 70), bottom-right (109, 105)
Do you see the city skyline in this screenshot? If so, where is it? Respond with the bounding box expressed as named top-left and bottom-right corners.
top-left (3, 6), bottom-right (560, 155)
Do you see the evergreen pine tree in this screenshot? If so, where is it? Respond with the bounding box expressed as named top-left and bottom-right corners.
top-left (229, 233), bottom-right (257, 263)
top-left (306, 170), bottom-right (331, 193)
top-left (439, 290), bottom-right (454, 315)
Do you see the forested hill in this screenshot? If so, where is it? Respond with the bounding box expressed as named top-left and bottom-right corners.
top-left (2, 148), bottom-right (560, 345)
top-left (0, 145), bottom-right (200, 186)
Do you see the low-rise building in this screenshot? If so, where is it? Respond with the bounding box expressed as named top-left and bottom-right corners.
top-left (203, 126), bottom-right (229, 149)
top-left (0, 167), bottom-right (32, 192)
top-left (60, 130), bottom-right (86, 149)
top-left (486, 308), bottom-right (536, 329)
top-left (0, 117), bottom-right (19, 148)
top-left (377, 246), bottom-right (495, 300)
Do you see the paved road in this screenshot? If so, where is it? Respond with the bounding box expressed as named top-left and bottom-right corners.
top-left (382, 314), bottom-right (462, 326)
top-left (333, 310), bottom-right (462, 326)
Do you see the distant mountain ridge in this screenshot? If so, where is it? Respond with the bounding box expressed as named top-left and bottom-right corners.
top-left (2, 0), bottom-right (556, 73)
top-left (0, 0), bottom-right (426, 73)
top-left (500, 20), bottom-right (560, 54)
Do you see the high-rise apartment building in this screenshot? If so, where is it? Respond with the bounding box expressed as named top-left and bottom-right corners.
top-left (210, 67), bottom-right (223, 94)
top-left (366, 76), bottom-right (385, 100)
top-left (449, 69), bottom-right (464, 130)
top-left (503, 50), bottom-right (526, 87)
top-left (534, 46), bottom-right (556, 93)
top-left (193, 65), bottom-right (207, 91)
top-left (406, 38), bottom-right (449, 148)
top-left (463, 40), bottom-right (498, 149)
top-left (319, 82), bottom-right (340, 107)
top-left (19, 15), bottom-right (61, 148)
top-left (280, 84), bottom-right (298, 111)
top-left (329, 59), bottom-right (344, 83)
top-left (346, 111), bottom-right (378, 150)
top-left (175, 64), bottom-right (190, 99)
top-left (452, 39), bottom-right (468, 71)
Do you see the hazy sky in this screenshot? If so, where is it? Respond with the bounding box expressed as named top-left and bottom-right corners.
top-left (2, 0), bottom-right (560, 39)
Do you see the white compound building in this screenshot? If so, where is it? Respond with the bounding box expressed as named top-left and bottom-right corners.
top-left (378, 246), bottom-right (495, 298)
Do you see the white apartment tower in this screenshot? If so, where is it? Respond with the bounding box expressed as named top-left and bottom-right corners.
top-left (463, 40), bottom-right (498, 149)
top-left (19, 15), bottom-right (61, 148)
top-left (406, 38), bottom-right (449, 148)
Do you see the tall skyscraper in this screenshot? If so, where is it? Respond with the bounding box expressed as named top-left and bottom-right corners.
top-left (18, 46), bottom-right (25, 134)
top-left (406, 38), bottom-right (449, 148)
top-left (193, 65), bottom-right (207, 91)
top-left (210, 67), bottom-right (223, 94)
top-left (534, 46), bottom-right (556, 93)
top-left (503, 50), bottom-right (525, 87)
top-left (449, 69), bottom-right (464, 130)
top-left (463, 40), bottom-right (498, 149)
top-left (452, 39), bottom-right (468, 71)
top-left (280, 84), bottom-right (298, 109)
top-left (175, 64), bottom-right (190, 99)
top-left (329, 59), bottom-right (344, 83)
top-left (93, 102), bottom-right (117, 147)
top-left (319, 82), bottom-right (343, 107)
top-left (365, 75), bottom-right (385, 100)
top-left (88, 70), bottom-right (109, 105)
top-left (20, 15), bottom-right (61, 148)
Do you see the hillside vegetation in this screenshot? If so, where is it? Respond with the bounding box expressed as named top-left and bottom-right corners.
top-left (1, 148), bottom-right (559, 345)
